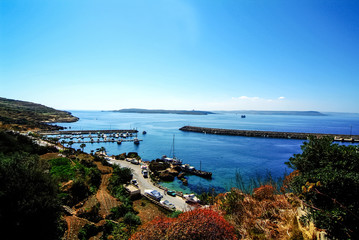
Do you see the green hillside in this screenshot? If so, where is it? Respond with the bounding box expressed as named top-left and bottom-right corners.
top-left (0, 97), bottom-right (78, 130)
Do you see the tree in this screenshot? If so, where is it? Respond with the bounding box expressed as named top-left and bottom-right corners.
top-left (286, 136), bottom-right (359, 239)
top-left (0, 152), bottom-right (62, 239)
top-left (130, 208), bottom-right (237, 240)
top-left (96, 146), bottom-right (106, 155)
top-left (80, 143), bottom-right (86, 152)
top-left (109, 165), bottom-right (133, 187)
top-left (61, 140), bottom-right (66, 150)
top-left (68, 140), bottom-right (74, 149)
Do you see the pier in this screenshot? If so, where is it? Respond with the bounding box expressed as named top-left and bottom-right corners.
top-left (179, 126), bottom-right (359, 142)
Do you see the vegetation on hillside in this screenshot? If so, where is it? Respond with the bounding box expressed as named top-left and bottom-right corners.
top-left (0, 97), bottom-right (78, 130)
top-left (130, 208), bottom-right (237, 240)
top-left (0, 131), bottom-right (63, 239)
top-left (286, 136), bottom-right (359, 239)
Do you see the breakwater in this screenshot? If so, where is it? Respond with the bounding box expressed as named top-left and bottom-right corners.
top-left (179, 126), bottom-right (359, 142)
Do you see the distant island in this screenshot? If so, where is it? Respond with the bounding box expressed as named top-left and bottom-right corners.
top-left (111, 108), bottom-right (215, 115)
top-left (216, 110), bottom-right (326, 116)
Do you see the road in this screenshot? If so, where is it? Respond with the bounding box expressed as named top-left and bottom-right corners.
top-left (108, 158), bottom-right (193, 212)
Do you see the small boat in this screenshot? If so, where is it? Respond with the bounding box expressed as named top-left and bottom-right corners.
top-left (142, 131), bottom-right (147, 135)
top-left (161, 135), bottom-right (182, 164)
top-left (134, 138), bottom-right (140, 144)
top-left (117, 140), bottom-right (122, 145)
top-left (241, 115), bottom-right (246, 118)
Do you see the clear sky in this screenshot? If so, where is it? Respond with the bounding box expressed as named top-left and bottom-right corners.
top-left (1, 0), bottom-right (359, 112)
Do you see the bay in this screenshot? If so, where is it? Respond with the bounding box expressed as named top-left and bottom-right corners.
top-left (55, 111), bottom-right (359, 194)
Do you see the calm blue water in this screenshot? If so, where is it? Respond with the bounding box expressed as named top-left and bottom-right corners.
top-left (55, 111), bottom-right (359, 194)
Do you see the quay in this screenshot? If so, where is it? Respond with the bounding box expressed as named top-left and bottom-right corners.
top-left (39, 129), bottom-right (138, 135)
top-left (179, 126), bottom-right (359, 142)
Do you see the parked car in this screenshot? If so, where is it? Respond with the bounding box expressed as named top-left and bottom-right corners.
top-left (160, 200), bottom-right (176, 210)
top-left (131, 159), bottom-right (139, 165)
top-left (167, 190), bottom-right (176, 197)
top-left (131, 179), bottom-right (138, 187)
top-left (144, 189), bottom-right (163, 201)
top-left (142, 169), bottom-right (148, 178)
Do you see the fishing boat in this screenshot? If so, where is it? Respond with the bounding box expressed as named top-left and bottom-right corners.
top-left (134, 137), bottom-right (140, 144)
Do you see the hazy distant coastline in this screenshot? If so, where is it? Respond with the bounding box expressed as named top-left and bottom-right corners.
top-left (109, 109), bottom-right (326, 116)
top-left (111, 108), bottom-right (215, 115)
top-left (215, 110), bottom-right (326, 116)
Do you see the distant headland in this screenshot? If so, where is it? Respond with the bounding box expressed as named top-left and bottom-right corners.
top-left (111, 108), bottom-right (215, 115)
top-left (216, 110), bottom-right (326, 116)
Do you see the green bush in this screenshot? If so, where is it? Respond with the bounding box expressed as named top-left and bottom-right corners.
top-left (78, 223), bottom-right (100, 240)
top-left (123, 212), bottom-right (141, 226)
top-left (286, 136), bottom-right (359, 239)
top-left (110, 165), bottom-right (133, 186)
top-left (50, 157), bottom-right (74, 181)
top-left (0, 152), bottom-right (62, 239)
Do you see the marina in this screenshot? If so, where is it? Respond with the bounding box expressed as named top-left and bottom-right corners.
top-left (40, 129), bottom-right (143, 144)
top-left (39, 129), bottom-right (138, 135)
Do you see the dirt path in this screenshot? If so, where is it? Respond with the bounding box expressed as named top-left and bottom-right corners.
top-left (96, 173), bottom-right (120, 218)
top-left (64, 216), bottom-right (89, 240)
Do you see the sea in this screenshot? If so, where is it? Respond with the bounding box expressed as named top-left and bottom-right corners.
top-left (54, 111), bottom-right (359, 194)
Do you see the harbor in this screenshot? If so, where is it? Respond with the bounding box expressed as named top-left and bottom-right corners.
top-left (180, 126), bottom-right (359, 142)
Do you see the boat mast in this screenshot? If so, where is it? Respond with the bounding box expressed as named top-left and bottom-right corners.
top-left (173, 134), bottom-right (175, 158)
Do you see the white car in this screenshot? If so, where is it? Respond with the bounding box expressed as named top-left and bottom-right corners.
top-left (160, 200), bottom-right (176, 210)
top-left (144, 189), bottom-right (163, 201)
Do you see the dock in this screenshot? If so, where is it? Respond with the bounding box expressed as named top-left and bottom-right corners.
top-left (40, 129), bottom-right (143, 144)
top-left (179, 126), bottom-right (359, 142)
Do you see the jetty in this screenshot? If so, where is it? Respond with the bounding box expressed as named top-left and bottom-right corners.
top-left (179, 126), bottom-right (359, 142)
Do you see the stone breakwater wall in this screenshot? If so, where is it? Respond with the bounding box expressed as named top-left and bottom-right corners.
top-left (179, 126), bottom-right (359, 142)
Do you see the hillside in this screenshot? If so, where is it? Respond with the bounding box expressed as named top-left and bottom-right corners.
top-left (0, 97), bottom-right (78, 130)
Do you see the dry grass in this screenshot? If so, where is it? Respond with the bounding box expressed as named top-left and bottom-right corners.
top-left (216, 187), bottom-right (302, 239)
top-left (133, 198), bottom-right (168, 224)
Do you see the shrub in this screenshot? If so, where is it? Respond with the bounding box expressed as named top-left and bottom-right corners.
top-left (0, 152), bottom-right (62, 239)
top-left (253, 184), bottom-right (275, 201)
top-left (49, 157), bottom-right (74, 181)
top-left (110, 165), bottom-right (133, 185)
top-left (130, 208), bottom-right (237, 240)
top-left (286, 136), bottom-right (359, 239)
top-left (124, 212), bottom-right (141, 226)
top-left (78, 223), bottom-right (101, 240)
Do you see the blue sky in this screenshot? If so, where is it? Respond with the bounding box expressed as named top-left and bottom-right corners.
top-left (1, 0), bottom-right (359, 112)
